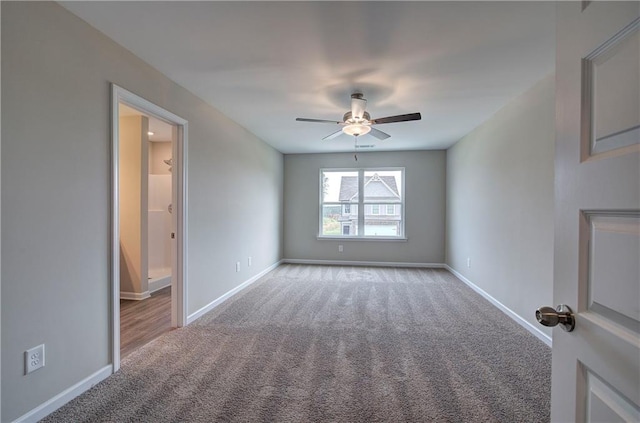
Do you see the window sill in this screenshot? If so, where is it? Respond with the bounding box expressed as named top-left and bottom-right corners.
top-left (317, 236), bottom-right (408, 242)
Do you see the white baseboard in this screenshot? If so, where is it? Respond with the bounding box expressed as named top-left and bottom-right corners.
top-left (119, 290), bottom-right (150, 301)
top-left (148, 277), bottom-right (171, 294)
top-left (186, 260), bottom-right (282, 324)
top-left (444, 265), bottom-right (552, 347)
top-left (282, 258), bottom-right (445, 268)
top-left (13, 365), bottom-right (112, 423)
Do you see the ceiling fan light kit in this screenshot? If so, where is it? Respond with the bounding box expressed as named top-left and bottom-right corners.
top-left (342, 123), bottom-right (371, 137)
top-left (296, 92), bottom-right (421, 142)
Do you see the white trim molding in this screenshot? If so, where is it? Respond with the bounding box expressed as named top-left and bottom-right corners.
top-left (317, 236), bottom-right (408, 242)
top-left (283, 259), bottom-right (445, 268)
top-left (187, 261), bottom-right (282, 324)
top-left (445, 265), bottom-right (552, 347)
top-left (13, 365), bottom-right (112, 423)
top-left (111, 84), bottom-right (189, 372)
top-left (119, 291), bottom-right (151, 301)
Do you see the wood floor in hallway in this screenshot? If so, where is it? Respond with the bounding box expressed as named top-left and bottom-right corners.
top-left (120, 286), bottom-right (172, 359)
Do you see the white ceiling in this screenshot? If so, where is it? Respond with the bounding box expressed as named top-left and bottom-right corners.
top-left (61, 1), bottom-right (556, 154)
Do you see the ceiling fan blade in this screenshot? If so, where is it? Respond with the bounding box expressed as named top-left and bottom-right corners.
top-left (296, 118), bottom-right (342, 124)
top-left (322, 130), bottom-right (343, 141)
top-left (351, 97), bottom-right (367, 120)
top-left (371, 112), bottom-right (422, 125)
top-left (369, 127), bottom-right (391, 140)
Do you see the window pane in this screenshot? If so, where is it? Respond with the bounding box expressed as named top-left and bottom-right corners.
top-left (321, 168), bottom-right (403, 238)
top-left (322, 171), bottom-right (358, 203)
top-left (322, 205), bottom-right (357, 236)
top-left (365, 204), bottom-right (401, 236)
top-left (342, 204), bottom-right (357, 216)
top-left (321, 205), bottom-right (341, 235)
top-left (364, 170), bottom-right (402, 203)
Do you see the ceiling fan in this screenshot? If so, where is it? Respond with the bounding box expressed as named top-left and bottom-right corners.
top-left (296, 93), bottom-right (421, 141)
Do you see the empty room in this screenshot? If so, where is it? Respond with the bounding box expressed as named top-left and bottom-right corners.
top-left (1, 1), bottom-right (639, 422)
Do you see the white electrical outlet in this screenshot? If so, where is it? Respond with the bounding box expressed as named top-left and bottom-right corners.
top-left (236, 262), bottom-right (240, 272)
top-left (248, 257), bottom-right (252, 267)
top-left (338, 245), bottom-right (344, 253)
top-left (25, 344), bottom-right (45, 375)
top-left (467, 258), bottom-right (471, 268)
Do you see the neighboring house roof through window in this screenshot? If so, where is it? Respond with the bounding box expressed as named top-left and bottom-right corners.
top-left (339, 173), bottom-right (400, 202)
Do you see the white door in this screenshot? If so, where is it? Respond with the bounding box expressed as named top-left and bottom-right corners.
top-left (551, 2), bottom-right (639, 422)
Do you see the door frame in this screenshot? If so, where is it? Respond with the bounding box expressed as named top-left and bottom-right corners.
top-left (110, 84), bottom-right (188, 371)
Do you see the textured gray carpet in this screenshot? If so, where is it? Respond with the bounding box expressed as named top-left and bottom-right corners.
top-left (42, 265), bottom-right (551, 422)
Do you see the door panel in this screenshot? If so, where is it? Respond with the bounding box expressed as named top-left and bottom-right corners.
top-left (588, 26), bottom-right (639, 154)
top-left (585, 370), bottom-right (640, 422)
top-left (554, 2), bottom-right (639, 422)
top-left (587, 214), bottom-right (640, 327)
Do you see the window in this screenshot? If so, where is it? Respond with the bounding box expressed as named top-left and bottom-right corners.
top-left (320, 168), bottom-right (404, 238)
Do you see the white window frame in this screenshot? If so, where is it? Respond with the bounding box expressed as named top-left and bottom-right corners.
top-left (319, 167), bottom-right (406, 240)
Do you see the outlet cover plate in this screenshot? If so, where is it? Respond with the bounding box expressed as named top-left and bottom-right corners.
top-left (25, 344), bottom-right (45, 375)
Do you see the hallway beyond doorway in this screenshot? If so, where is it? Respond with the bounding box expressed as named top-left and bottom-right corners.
top-left (120, 287), bottom-right (172, 358)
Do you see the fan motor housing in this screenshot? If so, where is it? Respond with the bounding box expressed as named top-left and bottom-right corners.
top-left (343, 111), bottom-right (370, 123)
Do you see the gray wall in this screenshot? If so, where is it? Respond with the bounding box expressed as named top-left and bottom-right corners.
top-left (284, 151), bottom-right (446, 264)
top-left (0, 3), bottom-right (3, 420)
top-left (446, 74), bottom-right (555, 336)
top-left (1, 2), bottom-right (283, 421)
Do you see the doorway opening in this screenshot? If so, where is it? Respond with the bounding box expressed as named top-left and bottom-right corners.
top-left (111, 84), bottom-right (188, 370)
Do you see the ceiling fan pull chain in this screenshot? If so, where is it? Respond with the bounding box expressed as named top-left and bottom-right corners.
top-left (354, 136), bottom-right (358, 161)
